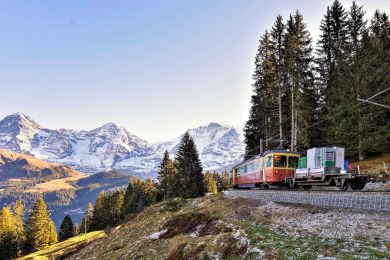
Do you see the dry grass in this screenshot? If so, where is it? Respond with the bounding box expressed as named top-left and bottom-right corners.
top-left (18, 231), bottom-right (105, 260)
top-left (25, 175), bottom-right (83, 193)
top-left (350, 153), bottom-right (390, 179)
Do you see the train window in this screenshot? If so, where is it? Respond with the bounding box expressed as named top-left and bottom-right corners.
top-left (266, 156), bottom-right (272, 168)
top-left (273, 155), bottom-right (287, 167)
top-left (288, 157), bottom-right (299, 168)
top-left (237, 166), bottom-right (242, 176)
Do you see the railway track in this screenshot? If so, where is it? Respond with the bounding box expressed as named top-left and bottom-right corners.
top-left (224, 189), bottom-right (390, 212)
top-left (234, 187), bottom-right (389, 194)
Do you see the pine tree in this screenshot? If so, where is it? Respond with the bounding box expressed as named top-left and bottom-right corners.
top-left (217, 171), bottom-right (232, 191)
top-left (59, 215), bottom-right (76, 241)
top-left (244, 30), bottom-right (278, 157)
top-left (355, 10), bottom-right (390, 157)
top-left (157, 151), bottom-right (178, 199)
top-left (24, 196), bottom-right (57, 253)
top-left (90, 191), bottom-right (107, 231)
top-left (344, 1), bottom-right (367, 159)
top-left (204, 172), bottom-right (218, 194)
top-left (122, 182), bottom-right (134, 217)
top-left (122, 179), bottom-right (154, 216)
top-left (175, 132), bottom-right (206, 198)
top-left (271, 15), bottom-right (287, 146)
top-left (106, 190), bottom-right (125, 227)
top-left (13, 199), bottom-right (25, 256)
top-left (144, 178), bottom-right (158, 205)
top-left (0, 207), bottom-right (18, 259)
top-left (284, 11), bottom-right (316, 150)
top-left (73, 223), bottom-right (79, 236)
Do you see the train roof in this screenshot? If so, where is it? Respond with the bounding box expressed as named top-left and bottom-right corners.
top-left (233, 150), bottom-right (302, 168)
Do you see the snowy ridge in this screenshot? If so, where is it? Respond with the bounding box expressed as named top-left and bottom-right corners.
top-left (0, 113), bottom-right (244, 177)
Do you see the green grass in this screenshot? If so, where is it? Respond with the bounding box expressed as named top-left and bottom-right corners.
top-left (19, 231), bottom-right (105, 260)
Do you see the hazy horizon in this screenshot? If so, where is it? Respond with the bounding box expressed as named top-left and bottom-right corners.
top-left (1, 0), bottom-right (389, 142)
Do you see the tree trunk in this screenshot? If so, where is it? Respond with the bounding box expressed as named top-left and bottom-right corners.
top-left (291, 80), bottom-right (295, 151)
top-left (278, 82), bottom-right (283, 146)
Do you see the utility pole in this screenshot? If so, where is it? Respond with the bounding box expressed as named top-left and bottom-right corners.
top-left (85, 215), bottom-right (87, 234)
top-left (259, 138), bottom-right (264, 155)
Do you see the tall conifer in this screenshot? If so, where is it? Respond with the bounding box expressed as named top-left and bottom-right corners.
top-left (13, 199), bottom-right (25, 256)
top-left (157, 151), bottom-right (178, 199)
top-left (24, 196), bottom-right (57, 253)
top-left (59, 215), bottom-right (76, 242)
top-left (0, 207), bottom-right (18, 259)
top-left (175, 132), bottom-right (206, 198)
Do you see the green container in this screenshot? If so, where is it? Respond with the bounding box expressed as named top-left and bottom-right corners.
top-left (323, 161), bottom-right (335, 167)
top-left (298, 157), bottom-right (307, 168)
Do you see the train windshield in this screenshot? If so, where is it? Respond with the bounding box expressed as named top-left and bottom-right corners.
top-left (273, 155), bottom-right (287, 167)
top-left (288, 156), bottom-right (299, 168)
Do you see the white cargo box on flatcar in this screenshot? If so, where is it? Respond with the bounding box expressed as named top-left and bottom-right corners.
top-left (306, 147), bottom-right (345, 169)
top-left (295, 168), bottom-right (309, 179)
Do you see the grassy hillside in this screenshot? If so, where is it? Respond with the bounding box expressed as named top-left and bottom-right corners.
top-left (350, 153), bottom-right (390, 180)
top-left (18, 231), bottom-right (105, 260)
top-left (64, 194), bottom-right (390, 260)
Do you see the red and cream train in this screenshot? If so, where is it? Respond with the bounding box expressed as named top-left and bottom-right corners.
top-left (232, 150), bottom-right (300, 189)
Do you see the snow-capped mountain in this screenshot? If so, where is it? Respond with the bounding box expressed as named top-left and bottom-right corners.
top-left (0, 113), bottom-right (244, 177)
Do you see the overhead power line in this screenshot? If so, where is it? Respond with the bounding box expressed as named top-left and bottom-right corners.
top-left (357, 86), bottom-right (390, 109)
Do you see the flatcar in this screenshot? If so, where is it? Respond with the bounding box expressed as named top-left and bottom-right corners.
top-left (232, 150), bottom-right (300, 189)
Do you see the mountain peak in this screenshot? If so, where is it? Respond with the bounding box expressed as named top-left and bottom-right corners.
top-left (0, 112), bottom-right (41, 130)
top-left (207, 122), bottom-right (225, 128)
top-left (101, 122), bottom-right (120, 129)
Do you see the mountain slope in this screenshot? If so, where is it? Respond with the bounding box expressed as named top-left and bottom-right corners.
top-left (0, 113), bottom-right (244, 177)
top-left (0, 148), bottom-right (84, 182)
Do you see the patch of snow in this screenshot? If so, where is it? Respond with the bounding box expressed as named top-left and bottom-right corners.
top-left (189, 224), bottom-right (205, 238)
top-left (147, 229), bottom-right (167, 240)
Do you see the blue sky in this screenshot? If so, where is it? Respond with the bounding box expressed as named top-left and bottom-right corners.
top-left (1, 0), bottom-right (389, 142)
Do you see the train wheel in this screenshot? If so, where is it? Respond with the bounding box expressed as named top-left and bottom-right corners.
top-left (302, 185), bottom-right (312, 190)
top-left (287, 180), bottom-right (296, 189)
top-left (358, 182), bottom-right (366, 190)
top-left (350, 180), bottom-right (360, 191)
top-left (339, 182), bottom-right (349, 191)
top-left (263, 184), bottom-right (270, 190)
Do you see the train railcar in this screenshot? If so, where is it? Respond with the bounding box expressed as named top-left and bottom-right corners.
top-left (232, 147), bottom-right (369, 190)
top-left (232, 150), bottom-right (301, 189)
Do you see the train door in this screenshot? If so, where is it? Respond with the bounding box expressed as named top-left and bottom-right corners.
top-left (256, 159), bottom-right (261, 180)
top-left (264, 155), bottom-right (273, 182)
top-left (287, 156), bottom-right (299, 178)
